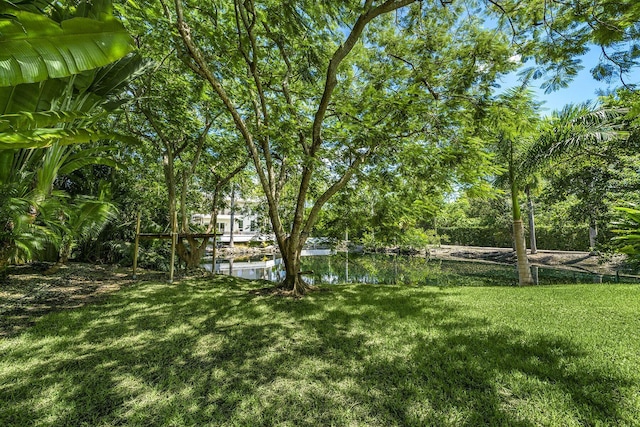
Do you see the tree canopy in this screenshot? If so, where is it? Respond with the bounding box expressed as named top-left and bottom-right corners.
top-left (2, 0), bottom-right (640, 284)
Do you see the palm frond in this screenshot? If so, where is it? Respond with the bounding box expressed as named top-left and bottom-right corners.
top-left (58, 147), bottom-right (119, 175)
top-left (519, 103), bottom-right (628, 176)
top-left (611, 206), bottom-right (640, 259)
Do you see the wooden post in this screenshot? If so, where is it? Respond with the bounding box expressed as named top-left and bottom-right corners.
top-left (169, 211), bottom-right (177, 283)
top-left (229, 184), bottom-right (236, 248)
top-left (132, 211), bottom-right (141, 279)
top-left (212, 228), bottom-right (218, 275)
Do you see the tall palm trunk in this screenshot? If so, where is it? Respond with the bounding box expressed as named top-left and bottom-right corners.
top-left (589, 216), bottom-right (598, 253)
top-left (510, 160), bottom-right (533, 286)
top-left (513, 218), bottom-right (533, 285)
top-left (525, 184), bottom-right (538, 254)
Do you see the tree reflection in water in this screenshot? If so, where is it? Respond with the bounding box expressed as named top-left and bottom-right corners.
top-left (204, 253), bottom-right (638, 286)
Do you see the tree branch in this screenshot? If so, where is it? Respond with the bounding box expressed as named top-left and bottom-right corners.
top-left (301, 148), bottom-right (374, 239)
top-left (234, 0), bottom-right (277, 196)
top-left (293, 0), bottom-right (416, 248)
top-left (312, 0), bottom-right (417, 152)
top-left (173, 0), bottom-right (287, 244)
top-left (263, 22), bottom-right (310, 155)
top-left (389, 53), bottom-right (439, 100)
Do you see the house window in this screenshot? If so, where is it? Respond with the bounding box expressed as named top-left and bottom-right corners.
top-left (217, 223), bottom-right (225, 233)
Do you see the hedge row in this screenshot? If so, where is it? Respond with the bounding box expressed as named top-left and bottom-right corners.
top-left (438, 225), bottom-right (593, 251)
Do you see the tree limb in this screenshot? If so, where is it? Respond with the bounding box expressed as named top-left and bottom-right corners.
top-left (312, 0), bottom-right (417, 152)
top-left (389, 53), bottom-right (439, 100)
top-left (301, 147), bottom-right (374, 239)
top-left (173, 0), bottom-right (287, 244)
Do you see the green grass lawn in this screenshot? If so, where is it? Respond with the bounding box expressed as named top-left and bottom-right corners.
top-left (1, 277), bottom-right (639, 426)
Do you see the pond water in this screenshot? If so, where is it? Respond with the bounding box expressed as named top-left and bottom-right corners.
top-left (203, 252), bottom-right (640, 286)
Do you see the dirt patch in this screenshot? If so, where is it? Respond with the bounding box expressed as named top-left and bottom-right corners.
top-left (0, 263), bottom-right (182, 338)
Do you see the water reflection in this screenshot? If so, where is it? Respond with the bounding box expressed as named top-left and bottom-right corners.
top-left (203, 253), bottom-right (639, 286)
top-left (203, 249), bottom-right (334, 282)
top-left (203, 254), bottom-right (284, 282)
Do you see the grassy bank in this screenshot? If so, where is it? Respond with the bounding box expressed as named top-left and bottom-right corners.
top-left (1, 277), bottom-right (638, 426)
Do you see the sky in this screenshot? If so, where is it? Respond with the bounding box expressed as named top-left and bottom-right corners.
top-left (498, 47), bottom-right (640, 114)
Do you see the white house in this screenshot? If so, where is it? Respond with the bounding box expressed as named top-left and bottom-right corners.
top-left (190, 198), bottom-right (272, 244)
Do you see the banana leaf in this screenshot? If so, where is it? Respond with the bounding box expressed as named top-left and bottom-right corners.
top-left (0, 127), bottom-right (129, 149)
top-left (0, 11), bottom-right (134, 86)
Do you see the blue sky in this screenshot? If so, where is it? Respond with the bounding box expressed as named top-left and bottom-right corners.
top-left (499, 48), bottom-right (640, 114)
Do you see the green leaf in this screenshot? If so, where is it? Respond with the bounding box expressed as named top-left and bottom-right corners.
top-left (58, 155), bottom-right (118, 175)
top-left (0, 110), bottom-right (99, 131)
top-left (87, 53), bottom-right (152, 97)
top-left (0, 11), bottom-right (134, 87)
top-left (0, 78), bottom-right (67, 114)
top-left (0, 148), bottom-right (13, 182)
top-left (0, 127), bottom-right (123, 149)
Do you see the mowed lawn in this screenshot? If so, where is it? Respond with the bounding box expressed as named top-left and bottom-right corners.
top-left (1, 276), bottom-right (639, 426)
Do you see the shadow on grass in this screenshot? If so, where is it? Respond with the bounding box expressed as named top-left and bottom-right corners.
top-left (0, 278), bottom-right (634, 426)
top-left (0, 263), bottom-right (137, 337)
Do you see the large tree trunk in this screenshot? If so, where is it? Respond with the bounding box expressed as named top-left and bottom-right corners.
top-left (525, 185), bottom-right (537, 255)
top-left (176, 235), bottom-right (209, 268)
top-left (280, 236), bottom-right (313, 295)
top-left (175, 171), bottom-right (209, 268)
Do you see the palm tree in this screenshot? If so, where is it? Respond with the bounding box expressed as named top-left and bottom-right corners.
top-left (489, 86), bottom-right (541, 286)
top-left (522, 174), bottom-right (542, 254)
top-left (58, 194), bottom-right (117, 264)
top-left (519, 103), bottom-right (628, 252)
top-left (0, 174), bottom-right (59, 270)
top-left (612, 205), bottom-right (640, 259)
